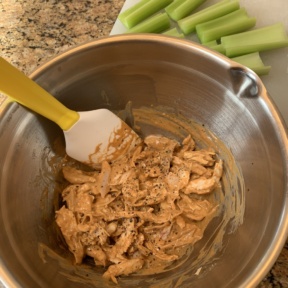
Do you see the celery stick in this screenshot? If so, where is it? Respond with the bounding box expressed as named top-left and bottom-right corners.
top-left (163, 27), bottom-right (185, 38)
top-left (206, 43), bottom-right (226, 54)
top-left (118, 0), bottom-right (150, 24)
top-left (202, 41), bottom-right (226, 54)
top-left (126, 13), bottom-right (171, 34)
top-left (202, 40), bottom-right (218, 47)
top-left (165, 0), bottom-right (207, 21)
top-left (221, 23), bottom-right (288, 57)
top-left (178, 0), bottom-right (240, 35)
top-left (120, 0), bottom-right (173, 29)
top-left (231, 52), bottom-right (271, 75)
top-left (196, 8), bottom-right (256, 43)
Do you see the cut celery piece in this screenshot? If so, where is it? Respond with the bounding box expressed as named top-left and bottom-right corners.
top-left (202, 40), bottom-right (218, 47)
top-left (118, 0), bottom-right (150, 24)
top-left (178, 0), bottom-right (240, 35)
top-left (231, 52), bottom-right (271, 75)
top-left (126, 13), bottom-right (171, 34)
top-left (201, 41), bottom-right (226, 54)
top-left (221, 23), bottom-right (288, 57)
top-left (210, 44), bottom-right (226, 54)
top-left (119, 0), bottom-right (173, 29)
top-left (165, 0), bottom-right (207, 21)
top-left (162, 27), bottom-right (185, 38)
top-left (196, 8), bottom-right (256, 43)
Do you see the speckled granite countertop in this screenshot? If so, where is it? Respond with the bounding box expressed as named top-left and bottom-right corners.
top-left (0, 1), bottom-right (287, 287)
top-left (0, 0), bottom-right (124, 105)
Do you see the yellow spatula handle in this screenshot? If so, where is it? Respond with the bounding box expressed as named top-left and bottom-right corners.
top-left (0, 57), bottom-right (79, 131)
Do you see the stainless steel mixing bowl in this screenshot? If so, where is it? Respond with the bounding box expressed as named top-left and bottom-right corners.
top-left (0, 34), bottom-right (287, 288)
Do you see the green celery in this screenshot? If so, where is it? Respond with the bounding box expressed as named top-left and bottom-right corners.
top-left (119, 0), bottom-right (173, 29)
top-left (221, 23), bottom-right (288, 57)
top-left (207, 43), bottom-right (226, 54)
top-left (231, 52), bottom-right (271, 75)
top-left (126, 13), bottom-right (171, 34)
top-left (202, 41), bottom-right (226, 54)
top-left (196, 8), bottom-right (256, 43)
top-left (118, 0), bottom-right (150, 24)
top-left (165, 0), bottom-right (207, 21)
top-left (202, 40), bottom-right (218, 47)
top-left (178, 0), bottom-right (240, 35)
top-left (163, 27), bottom-right (185, 38)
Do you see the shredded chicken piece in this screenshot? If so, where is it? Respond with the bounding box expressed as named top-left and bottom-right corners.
top-left (103, 258), bottom-right (144, 284)
top-left (62, 166), bottom-right (98, 184)
top-left (86, 245), bottom-right (107, 266)
top-left (98, 160), bottom-right (112, 198)
top-left (55, 206), bottom-right (85, 264)
top-left (184, 159), bottom-right (223, 194)
top-left (55, 134), bottom-right (223, 282)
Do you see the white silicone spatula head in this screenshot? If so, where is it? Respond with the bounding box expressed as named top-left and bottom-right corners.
top-left (0, 57), bottom-right (140, 167)
top-left (64, 109), bottom-right (140, 166)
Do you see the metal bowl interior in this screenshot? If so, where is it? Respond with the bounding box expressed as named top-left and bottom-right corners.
top-left (0, 34), bottom-right (287, 288)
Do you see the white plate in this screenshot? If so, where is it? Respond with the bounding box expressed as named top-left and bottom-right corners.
top-left (110, 0), bottom-right (288, 127)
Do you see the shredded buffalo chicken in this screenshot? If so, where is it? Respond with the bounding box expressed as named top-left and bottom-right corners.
top-left (56, 134), bottom-right (223, 283)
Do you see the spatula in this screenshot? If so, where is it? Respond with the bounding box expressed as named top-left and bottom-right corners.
top-left (0, 57), bottom-right (140, 168)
